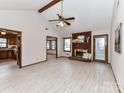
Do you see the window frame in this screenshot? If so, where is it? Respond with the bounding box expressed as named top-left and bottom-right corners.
top-left (51, 40), bottom-right (56, 50)
top-left (63, 37), bottom-right (71, 52)
top-left (0, 38), bottom-right (8, 48)
top-left (47, 40), bottom-right (51, 50)
top-left (47, 40), bottom-right (56, 50)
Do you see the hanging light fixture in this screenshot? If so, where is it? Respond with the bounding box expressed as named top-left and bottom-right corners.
top-left (48, 0), bottom-right (75, 27)
top-left (57, 0), bottom-right (65, 27)
top-left (57, 21), bottom-right (65, 27)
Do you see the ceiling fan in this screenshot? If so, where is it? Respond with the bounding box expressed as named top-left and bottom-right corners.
top-left (48, 0), bottom-right (75, 27)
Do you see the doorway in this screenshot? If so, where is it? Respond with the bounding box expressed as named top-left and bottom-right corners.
top-left (0, 28), bottom-right (22, 68)
top-left (93, 35), bottom-right (108, 63)
top-left (46, 36), bottom-right (58, 60)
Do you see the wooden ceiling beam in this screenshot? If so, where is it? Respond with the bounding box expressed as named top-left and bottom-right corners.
top-left (38, 0), bottom-right (62, 13)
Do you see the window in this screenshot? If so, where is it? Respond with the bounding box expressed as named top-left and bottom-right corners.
top-left (51, 41), bottom-right (56, 49)
top-left (0, 38), bottom-right (7, 47)
top-left (47, 40), bottom-right (56, 50)
top-left (47, 41), bottom-right (50, 49)
top-left (63, 38), bottom-right (71, 52)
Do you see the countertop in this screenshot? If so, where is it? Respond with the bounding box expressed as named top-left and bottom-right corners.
top-left (0, 48), bottom-right (17, 51)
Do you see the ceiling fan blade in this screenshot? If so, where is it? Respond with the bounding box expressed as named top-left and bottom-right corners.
top-left (57, 14), bottom-right (63, 19)
top-left (64, 21), bottom-right (71, 26)
top-left (65, 17), bottom-right (75, 20)
top-left (48, 19), bottom-right (59, 22)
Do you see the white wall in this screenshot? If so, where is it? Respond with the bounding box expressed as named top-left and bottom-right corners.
top-left (61, 30), bottom-right (111, 63)
top-left (0, 11), bottom-right (61, 66)
top-left (111, 0), bottom-right (124, 92)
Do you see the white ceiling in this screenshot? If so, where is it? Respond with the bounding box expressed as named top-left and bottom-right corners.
top-left (0, 0), bottom-right (114, 36)
top-left (0, 0), bottom-right (52, 10)
top-left (41, 0), bottom-right (114, 35)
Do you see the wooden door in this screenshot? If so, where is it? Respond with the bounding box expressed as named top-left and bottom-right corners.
top-left (93, 35), bottom-right (108, 63)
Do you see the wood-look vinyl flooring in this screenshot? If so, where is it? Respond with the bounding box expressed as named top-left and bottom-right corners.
top-left (0, 56), bottom-right (119, 93)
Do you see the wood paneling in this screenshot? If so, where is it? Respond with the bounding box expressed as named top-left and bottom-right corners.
top-left (9, 36), bottom-right (17, 45)
top-left (0, 34), bottom-right (17, 45)
top-left (72, 31), bottom-right (92, 56)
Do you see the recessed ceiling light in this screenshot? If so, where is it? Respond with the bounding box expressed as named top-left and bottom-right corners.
top-left (1, 32), bottom-right (6, 35)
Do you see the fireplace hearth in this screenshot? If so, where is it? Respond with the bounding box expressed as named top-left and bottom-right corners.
top-left (74, 49), bottom-right (87, 57)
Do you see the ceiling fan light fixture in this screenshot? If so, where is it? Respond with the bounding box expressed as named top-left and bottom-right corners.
top-left (60, 21), bottom-right (64, 27)
top-left (57, 21), bottom-right (65, 27)
top-left (48, 0), bottom-right (75, 27)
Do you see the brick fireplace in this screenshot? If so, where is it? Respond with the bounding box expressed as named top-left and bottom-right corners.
top-left (69, 31), bottom-right (92, 62)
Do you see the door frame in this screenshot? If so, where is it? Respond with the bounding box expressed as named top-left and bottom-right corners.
top-left (93, 34), bottom-right (108, 63)
top-left (0, 28), bottom-right (22, 68)
top-left (46, 36), bottom-right (58, 61)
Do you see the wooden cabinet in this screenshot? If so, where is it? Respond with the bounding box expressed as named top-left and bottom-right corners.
top-left (9, 37), bottom-right (17, 45)
top-left (0, 50), bottom-right (13, 60)
top-left (0, 51), bottom-right (7, 59)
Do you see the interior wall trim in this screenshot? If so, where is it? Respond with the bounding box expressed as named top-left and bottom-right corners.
top-left (21, 60), bottom-right (47, 68)
top-left (109, 63), bottom-right (121, 93)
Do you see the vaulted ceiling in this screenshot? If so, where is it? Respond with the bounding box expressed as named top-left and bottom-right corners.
top-left (0, 0), bottom-right (114, 36)
top-left (0, 0), bottom-right (52, 10)
top-left (41, 0), bottom-right (114, 35)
